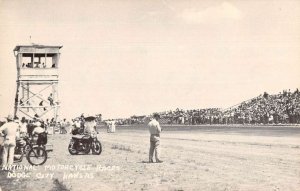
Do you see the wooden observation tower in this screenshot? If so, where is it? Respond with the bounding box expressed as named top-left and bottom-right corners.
top-left (13, 44), bottom-right (63, 121)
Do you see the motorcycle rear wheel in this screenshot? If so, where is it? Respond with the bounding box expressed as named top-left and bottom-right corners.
top-left (68, 140), bottom-right (79, 155)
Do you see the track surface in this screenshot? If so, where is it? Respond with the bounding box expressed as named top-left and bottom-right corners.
top-left (1, 125), bottom-right (300, 191)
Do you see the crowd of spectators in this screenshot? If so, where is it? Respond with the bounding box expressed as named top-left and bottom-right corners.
top-left (112, 116), bottom-right (146, 126)
top-left (222, 89), bottom-right (300, 124)
top-left (21, 62), bottom-right (56, 69)
top-left (3, 89), bottom-right (299, 127)
top-left (112, 89), bottom-right (300, 125)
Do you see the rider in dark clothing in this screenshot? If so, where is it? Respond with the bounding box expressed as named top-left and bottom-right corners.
top-left (27, 121), bottom-right (36, 138)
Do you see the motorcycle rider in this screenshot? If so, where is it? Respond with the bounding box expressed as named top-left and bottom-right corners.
top-left (84, 116), bottom-right (97, 135)
top-left (71, 118), bottom-right (83, 135)
top-left (71, 116), bottom-right (96, 136)
top-left (32, 119), bottom-right (47, 146)
top-left (68, 116), bottom-right (101, 155)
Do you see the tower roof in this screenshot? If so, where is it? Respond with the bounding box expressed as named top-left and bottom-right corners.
top-left (14, 44), bottom-right (63, 52)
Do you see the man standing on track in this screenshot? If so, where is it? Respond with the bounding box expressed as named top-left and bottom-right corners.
top-left (148, 113), bottom-right (163, 163)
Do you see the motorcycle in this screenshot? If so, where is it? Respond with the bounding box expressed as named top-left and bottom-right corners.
top-left (0, 136), bottom-right (48, 166)
top-left (68, 131), bottom-right (102, 155)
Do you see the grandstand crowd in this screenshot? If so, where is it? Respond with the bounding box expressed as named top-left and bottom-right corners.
top-left (114, 89), bottom-right (300, 125)
top-left (1, 89), bottom-right (299, 127)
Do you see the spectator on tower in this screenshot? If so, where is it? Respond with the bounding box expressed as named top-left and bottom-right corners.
top-left (48, 93), bottom-right (54, 106)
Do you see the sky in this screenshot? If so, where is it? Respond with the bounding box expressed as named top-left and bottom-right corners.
top-left (0, 0), bottom-right (299, 119)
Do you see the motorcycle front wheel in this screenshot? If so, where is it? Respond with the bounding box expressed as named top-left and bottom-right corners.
top-left (26, 146), bottom-right (47, 166)
top-left (92, 140), bottom-right (102, 155)
top-left (68, 140), bottom-right (79, 155)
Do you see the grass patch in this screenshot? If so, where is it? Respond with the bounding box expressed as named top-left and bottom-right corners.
top-left (111, 144), bottom-right (133, 152)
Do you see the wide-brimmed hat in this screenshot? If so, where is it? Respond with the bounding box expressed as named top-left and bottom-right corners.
top-left (153, 113), bottom-right (160, 119)
top-left (85, 116), bottom-right (96, 122)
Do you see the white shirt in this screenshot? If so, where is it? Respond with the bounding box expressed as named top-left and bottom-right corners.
top-left (61, 121), bottom-right (66, 127)
top-left (20, 122), bottom-right (28, 134)
top-left (111, 121), bottom-right (115, 127)
top-left (148, 119), bottom-right (161, 135)
top-left (32, 126), bottom-right (45, 134)
top-left (84, 121), bottom-right (97, 134)
top-left (0, 121), bottom-right (19, 142)
top-left (74, 121), bottom-right (81, 128)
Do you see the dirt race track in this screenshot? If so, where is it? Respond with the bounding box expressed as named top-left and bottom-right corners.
top-left (1, 125), bottom-right (300, 191)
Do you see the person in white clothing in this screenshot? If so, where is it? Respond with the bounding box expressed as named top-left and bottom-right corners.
top-left (71, 118), bottom-right (82, 135)
top-left (148, 113), bottom-right (163, 163)
top-left (111, 120), bottom-right (116, 133)
top-left (32, 121), bottom-right (45, 135)
top-left (84, 116), bottom-right (97, 135)
top-left (0, 115), bottom-right (19, 167)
